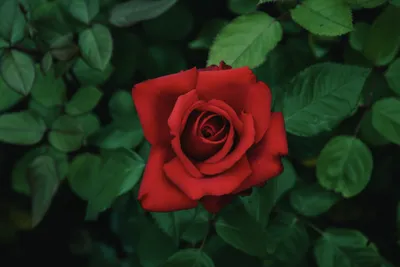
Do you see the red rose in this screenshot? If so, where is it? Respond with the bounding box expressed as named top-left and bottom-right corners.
top-left (132, 62), bottom-right (288, 213)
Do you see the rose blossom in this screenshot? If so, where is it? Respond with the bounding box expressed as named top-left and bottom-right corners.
top-left (132, 62), bottom-right (288, 213)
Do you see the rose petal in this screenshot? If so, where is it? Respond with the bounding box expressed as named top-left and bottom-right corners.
top-left (132, 68), bottom-right (198, 145)
top-left (137, 146), bottom-right (198, 212)
top-left (197, 113), bottom-right (255, 175)
top-left (171, 136), bottom-right (203, 178)
top-left (196, 67), bottom-right (256, 112)
top-left (233, 112), bottom-right (288, 193)
top-left (200, 195), bottom-right (234, 213)
top-left (164, 156), bottom-right (252, 200)
top-left (181, 112), bottom-right (227, 161)
top-left (168, 90), bottom-right (200, 137)
top-left (244, 82), bottom-right (272, 143)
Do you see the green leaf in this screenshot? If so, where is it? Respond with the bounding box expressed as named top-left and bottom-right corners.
top-left (385, 58), bottom-right (400, 95)
top-left (76, 112), bottom-right (100, 138)
top-left (215, 206), bottom-right (268, 257)
top-left (228, 0), bottom-right (259, 14)
top-left (316, 136), bottom-right (373, 198)
top-left (136, 221), bottom-right (178, 267)
top-left (89, 116), bottom-right (143, 150)
top-left (265, 213), bottom-right (309, 265)
top-left (68, 149), bottom-right (144, 211)
top-left (143, 4), bottom-right (193, 41)
top-left (65, 86), bottom-right (102, 116)
top-left (282, 63), bottom-right (370, 137)
top-left (28, 99), bottom-right (62, 127)
top-left (61, 0), bottom-right (100, 24)
top-left (392, 0), bottom-right (400, 6)
top-left (151, 207), bottom-right (209, 244)
top-left (41, 52), bottom-right (53, 73)
top-left (371, 97), bottom-right (400, 145)
top-left (314, 228), bottom-right (382, 267)
top-left (345, 0), bottom-right (387, 8)
top-left (28, 155), bottom-right (60, 227)
top-left (290, 0), bottom-right (353, 36)
top-left (1, 50), bottom-right (36, 96)
top-left (349, 22), bottom-right (370, 52)
top-left (79, 24), bottom-right (113, 71)
top-left (12, 145), bottom-right (68, 196)
top-left (363, 5), bottom-right (400, 66)
top-left (0, 111), bottom-right (46, 145)
top-left (164, 249), bottom-right (214, 267)
top-left (0, 77), bottom-right (23, 112)
top-left (109, 0), bottom-right (177, 27)
top-left (207, 12), bottom-right (282, 68)
top-left (0, 0), bottom-right (26, 44)
top-left (31, 67), bottom-right (66, 108)
top-left (289, 184), bottom-right (341, 217)
top-left (72, 58), bottom-right (113, 86)
top-left (189, 19), bottom-right (228, 50)
top-left (108, 90), bottom-right (136, 120)
top-left (359, 110), bottom-right (390, 146)
top-left (142, 45), bottom-right (187, 79)
top-left (48, 115), bottom-right (85, 152)
top-left (241, 158), bottom-right (297, 227)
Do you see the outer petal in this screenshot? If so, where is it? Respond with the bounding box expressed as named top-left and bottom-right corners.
top-left (200, 195), bottom-right (234, 213)
top-left (197, 113), bottom-right (255, 175)
top-left (132, 68), bottom-right (198, 145)
top-left (137, 146), bottom-right (198, 212)
top-left (196, 67), bottom-right (256, 112)
top-left (164, 157), bottom-right (252, 200)
top-left (233, 112), bottom-right (288, 193)
top-left (244, 82), bottom-right (272, 143)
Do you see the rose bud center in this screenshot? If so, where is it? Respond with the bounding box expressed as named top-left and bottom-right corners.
top-left (181, 111), bottom-right (230, 161)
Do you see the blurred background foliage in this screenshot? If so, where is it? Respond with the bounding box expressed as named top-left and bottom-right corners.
top-left (0, 0), bottom-right (400, 266)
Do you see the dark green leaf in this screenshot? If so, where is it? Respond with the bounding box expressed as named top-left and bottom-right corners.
top-left (41, 52), bottom-right (53, 73)
top-left (314, 228), bottom-right (383, 267)
top-left (189, 19), bottom-right (228, 50)
top-left (72, 58), bottom-right (113, 86)
top-left (371, 97), bottom-right (400, 145)
top-left (215, 206), bottom-right (268, 257)
top-left (1, 50), bottom-right (36, 96)
top-left (345, 0), bottom-right (387, 8)
top-left (89, 116), bottom-right (143, 149)
top-left (65, 86), bottom-right (103, 116)
top-left (28, 155), bottom-right (60, 227)
top-left (363, 5), bottom-right (400, 66)
top-left (0, 0), bottom-right (26, 44)
top-left (164, 249), bottom-right (214, 267)
top-left (151, 206), bottom-right (209, 244)
top-left (61, 0), bottom-right (100, 24)
top-left (28, 99), bottom-right (62, 127)
top-left (290, 184), bottom-right (341, 217)
top-left (48, 115), bottom-right (85, 152)
top-left (31, 66), bottom-right (66, 108)
top-left (283, 63), bottom-right (370, 137)
top-left (208, 12), bottom-right (282, 68)
top-left (79, 24), bottom-right (113, 71)
top-left (0, 111), bottom-right (46, 145)
top-left (316, 136), bottom-right (373, 198)
top-left (228, 0), bottom-right (258, 15)
top-left (385, 58), bottom-right (400, 95)
top-left (76, 113), bottom-right (100, 138)
top-left (68, 149), bottom-right (144, 215)
top-left (108, 90), bottom-right (136, 120)
top-left (349, 22), bottom-right (370, 52)
top-left (109, 0), bottom-right (177, 27)
top-left (241, 158), bottom-right (296, 227)
top-left (12, 145), bottom-right (68, 196)
top-left (359, 110), bottom-right (389, 146)
top-left (0, 77), bottom-right (23, 112)
top-left (265, 213), bottom-right (309, 265)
